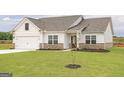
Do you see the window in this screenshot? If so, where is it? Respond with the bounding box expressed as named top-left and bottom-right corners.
top-left (48, 35), bottom-right (58, 44)
top-left (48, 35), bottom-right (52, 44)
top-left (86, 35), bottom-right (90, 44)
top-left (91, 35), bottom-right (96, 44)
top-left (53, 35), bottom-right (58, 44)
top-left (25, 23), bottom-right (29, 30)
top-left (85, 35), bottom-right (96, 44)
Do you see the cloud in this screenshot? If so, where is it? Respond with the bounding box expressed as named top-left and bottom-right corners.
top-left (116, 16), bottom-right (124, 23)
top-left (2, 17), bottom-right (11, 21)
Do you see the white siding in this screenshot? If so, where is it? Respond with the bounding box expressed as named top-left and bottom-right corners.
top-left (40, 32), bottom-right (44, 43)
top-left (13, 19), bottom-right (41, 45)
top-left (80, 33), bottom-right (105, 43)
top-left (43, 32), bottom-right (65, 44)
top-left (14, 19), bottom-right (40, 37)
top-left (64, 34), bottom-right (69, 49)
top-left (96, 34), bottom-right (104, 43)
top-left (104, 23), bottom-right (113, 43)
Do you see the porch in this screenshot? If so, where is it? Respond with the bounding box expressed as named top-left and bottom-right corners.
top-left (66, 30), bottom-right (81, 49)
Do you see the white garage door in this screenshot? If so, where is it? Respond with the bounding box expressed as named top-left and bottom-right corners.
top-left (15, 36), bottom-right (40, 49)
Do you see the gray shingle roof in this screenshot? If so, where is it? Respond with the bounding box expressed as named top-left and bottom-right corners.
top-left (26, 17), bottom-right (44, 30)
top-left (68, 17), bottom-right (113, 33)
top-left (27, 15), bottom-right (83, 31)
top-left (27, 16), bottom-right (113, 33)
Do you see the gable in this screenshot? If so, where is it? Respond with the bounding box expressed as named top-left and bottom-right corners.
top-left (104, 23), bottom-right (113, 42)
top-left (13, 18), bottom-right (40, 32)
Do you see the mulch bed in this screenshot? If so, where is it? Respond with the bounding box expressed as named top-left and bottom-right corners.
top-left (74, 49), bottom-right (110, 53)
top-left (65, 64), bottom-right (81, 69)
top-left (114, 43), bottom-right (124, 47)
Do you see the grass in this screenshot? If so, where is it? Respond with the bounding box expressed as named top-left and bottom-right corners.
top-left (0, 44), bottom-right (12, 50)
top-left (0, 47), bottom-right (124, 77)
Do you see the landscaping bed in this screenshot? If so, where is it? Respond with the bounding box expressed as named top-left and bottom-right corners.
top-left (114, 43), bottom-right (124, 47)
top-left (74, 48), bottom-right (110, 52)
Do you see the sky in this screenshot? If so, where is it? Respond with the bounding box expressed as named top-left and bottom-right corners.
top-left (0, 15), bottom-right (123, 37)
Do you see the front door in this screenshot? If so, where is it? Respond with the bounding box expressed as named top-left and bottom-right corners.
top-left (71, 36), bottom-right (77, 48)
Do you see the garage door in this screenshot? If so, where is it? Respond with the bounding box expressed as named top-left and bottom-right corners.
top-left (15, 36), bottom-right (40, 49)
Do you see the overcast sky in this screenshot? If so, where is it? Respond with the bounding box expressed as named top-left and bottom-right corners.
top-left (0, 15), bottom-right (123, 37)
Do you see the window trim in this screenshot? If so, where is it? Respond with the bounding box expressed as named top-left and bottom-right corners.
top-left (85, 35), bottom-right (96, 44)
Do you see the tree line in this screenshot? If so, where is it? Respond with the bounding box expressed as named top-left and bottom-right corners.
top-left (0, 32), bottom-right (12, 40)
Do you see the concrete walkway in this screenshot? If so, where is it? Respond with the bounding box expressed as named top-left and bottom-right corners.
top-left (0, 49), bottom-right (73, 54)
top-left (0, 49), bottom-right (34, 54)
top-left (62, 49), bottom-right (72, 52)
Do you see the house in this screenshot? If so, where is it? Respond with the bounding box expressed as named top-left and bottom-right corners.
top-left (12, 15), bottom-right (113, 50)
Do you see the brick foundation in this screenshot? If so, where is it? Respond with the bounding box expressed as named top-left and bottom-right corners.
top-left (79, 43), bottom-right (113, 49)
top-left (43, 43), bottom-right (64, 49)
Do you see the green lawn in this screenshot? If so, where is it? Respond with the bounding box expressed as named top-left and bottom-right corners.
top-left (0, 44), bottom-right (12, 50)
top-left (0, 47), bottom-right (124, 77)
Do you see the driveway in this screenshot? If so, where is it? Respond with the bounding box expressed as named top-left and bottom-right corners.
top-left (0, 49), bottom-right (35, 54)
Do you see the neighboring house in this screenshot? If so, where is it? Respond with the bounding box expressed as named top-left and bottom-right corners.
top-left (12, 15), bottom-right (113, 50)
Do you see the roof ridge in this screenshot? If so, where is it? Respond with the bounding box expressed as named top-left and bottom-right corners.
top-left (85, 17), bottom-right (111, 20)
top-left (38, 15), bottom-right (82, 20)
top-left (26, 17), bottom-right (38, 20)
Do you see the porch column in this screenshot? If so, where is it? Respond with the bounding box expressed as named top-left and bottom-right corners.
top-left (76, 30), bottom-right (81, 49)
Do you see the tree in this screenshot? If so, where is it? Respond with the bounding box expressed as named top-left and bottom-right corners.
top-left (0, 32), bottom-right (12, 40)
